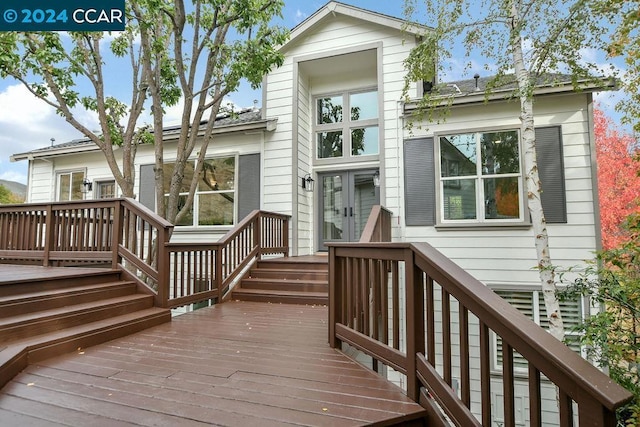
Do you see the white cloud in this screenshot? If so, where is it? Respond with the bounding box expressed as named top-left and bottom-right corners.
top-left (441, 58), bottom-right (498, 82)
top-left (0, 83), bottom-right (100, 184)
top-left (294, 9), bottom-right (308, 24)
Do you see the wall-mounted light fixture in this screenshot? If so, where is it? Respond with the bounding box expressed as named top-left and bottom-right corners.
top-left (82, 178), bottom-right (93, 193)
top-left (301, 173), bottom-right (315, 192)
top-left (372, 171), bottom-right (380, 188)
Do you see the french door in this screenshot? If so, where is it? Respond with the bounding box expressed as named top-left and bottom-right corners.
top-left (318, 169), bottom-right (379, 250)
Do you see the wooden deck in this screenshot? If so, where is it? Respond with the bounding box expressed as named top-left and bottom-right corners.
top-left (0, 300), bottom-right (426, 426)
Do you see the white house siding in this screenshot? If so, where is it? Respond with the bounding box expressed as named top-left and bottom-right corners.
top-left (25, 131), bottom-right (264, 244)
top-left (28, 160), bottom-right (55, 203)
top-left (28, 150), bottom-right (117, 204)
top-left (296, 71), bottom-right (313, 254)
top-left (397, 93), bottom-right (598, 288)
top-left (265, 13), bottom-right (417, 253)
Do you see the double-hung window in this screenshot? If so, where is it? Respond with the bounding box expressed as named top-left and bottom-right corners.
top-left (163, 156), bottom-right (236, 227)
top-left (438, 130), bottom-right (524, 223)
top-left (315, 90), bottom-right (379, 162)
top-left (57, 171), bottom-right (85, 201)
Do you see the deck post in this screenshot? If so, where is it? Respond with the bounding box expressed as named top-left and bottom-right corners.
top-left (215, 244), bottom-right (223, 302)
top-left (283, 216), bottom-right (290, 257)
top-left (328, 245), bottom-right (340, 348)
top-left (111, 200), bottom-right (122, 269)
top-left (405, 247), bottom-right (425, 401)
top-left (254, 213), bottom-right (261, 260)
top-left (43, 204), bottom-right (53, 266)
top-left (156, 226), bottom-right (170, 308)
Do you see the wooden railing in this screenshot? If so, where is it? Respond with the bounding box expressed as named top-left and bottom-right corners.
top-left (328, 242), bottom-right (633, 426)
top-left (359, 205), bottom-right (393, 243)
top-left (164, 210), bottom-right (289, 307)
top-left (0, 200), bottom-right (120, 265)
top-left (0, 199), bottom-right (290, 309)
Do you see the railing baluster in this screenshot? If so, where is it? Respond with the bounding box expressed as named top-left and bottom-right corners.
top-left (392, 260), bottom-right (399, 350)
top-left (503, 342), bottom-right (516, 427)
top-left (480, 320), bottom-right (492, 426)
top-left (559, 389), bottom-right (574, 427)
top-left (426, 275), bottom-right (435, 365)
top-left (529, 364), bottom-right (542, 427)
top-left (346, 257), bottom-right (353, 329)
top-left (381, 259), bottom-right (389, 346)
top-left (442, 288), bottom-right (452, 386)
top-left (459, 306), bottom-right (470, 407)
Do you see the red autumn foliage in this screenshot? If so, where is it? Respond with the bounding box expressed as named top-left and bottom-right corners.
top-left (595, 107), bottom-right (640, 250)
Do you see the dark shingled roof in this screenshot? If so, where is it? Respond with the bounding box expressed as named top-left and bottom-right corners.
top-left (27, 108), bottom-right (264, 154)
top-left (434, 73), bottom-right (602, 97)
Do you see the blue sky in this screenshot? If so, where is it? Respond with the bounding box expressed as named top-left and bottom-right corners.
top-left (0, 0), bottom-right (625, 185)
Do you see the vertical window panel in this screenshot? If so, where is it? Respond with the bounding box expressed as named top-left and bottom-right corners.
top-left (317, 96), bottom-right (343, 124)
top-left (350, 91), bottom-right (377, 121)
top-left (351, 127), bottom-right (379, 156)
top-left (317, 131), bottom-right (343, 158)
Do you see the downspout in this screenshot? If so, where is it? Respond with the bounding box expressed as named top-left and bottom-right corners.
top-left (397, 100), bottom-right (404, 242)
top-left (587, 93), bottom-right (603, 253)
top-left (291, 61), bottom-right (300, 255)
top-left (24, 155), bottom-right (33, 203)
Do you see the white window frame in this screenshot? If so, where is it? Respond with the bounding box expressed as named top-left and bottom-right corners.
top-left (313, 88), bottom-right (380, 165)
top-left (56, 170), bottom-right (86, 201)
top-left (95, 179), bottom-right (117, 199)
top-left (436, 128), bottom-right (527, 225)
top-left (164, 155), bottom-right (238, 228)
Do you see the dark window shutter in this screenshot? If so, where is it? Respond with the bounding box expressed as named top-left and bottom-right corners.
top-left (404, 137), bottom-right (436, 226)
top-left (139, 164), bottom-right (156, 212)
top-left (237, 153), bottom-right (260, 221)
top-left (535, 126), bottom-right (566, 224)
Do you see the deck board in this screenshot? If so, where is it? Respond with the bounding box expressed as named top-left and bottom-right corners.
top-left (0, 264), bottom-right (114, 285)
top-left (0, 300), bottom-right (426, 426)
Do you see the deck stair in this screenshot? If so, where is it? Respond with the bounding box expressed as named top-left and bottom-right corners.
top-left (232, 256), bottom-right (328, 305)
top-left (0, 268), bottom-right (171, 388)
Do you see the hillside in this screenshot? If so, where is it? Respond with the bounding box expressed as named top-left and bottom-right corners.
top-left (0, 179), bottom-right (26, 200)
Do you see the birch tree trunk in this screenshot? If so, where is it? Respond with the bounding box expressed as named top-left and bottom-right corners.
top-left (510, 0), bottom-right (564, 341)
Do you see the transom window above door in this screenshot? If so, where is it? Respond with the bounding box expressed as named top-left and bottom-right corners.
top-left (314, 89), bottom-right (379, 163)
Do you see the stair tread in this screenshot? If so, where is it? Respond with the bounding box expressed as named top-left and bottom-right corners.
top-left (0, 294), bottom-right (152, 328)
top-left (0, 269), bottom-right (121, 286)
top-left (252, 266), bottom-right (327, 272)
top-left (233, 288), bottom-right (327, 297)
top-left (0, 281), bottom-right (134, 304)
top-left (244, 277), bottom-right (327, 284)
top-left (0, 307), bottom-right (170, 371)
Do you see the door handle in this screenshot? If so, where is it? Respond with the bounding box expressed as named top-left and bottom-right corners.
top-left (350, 207), bottom-right (353, 217)
top-left (344, 207), bottom-right (347, 217)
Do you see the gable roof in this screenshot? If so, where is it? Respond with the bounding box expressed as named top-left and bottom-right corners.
top-left (11, 109), bottom-right (276, 162)
top-left (281, 1), bottom-right (429, 52)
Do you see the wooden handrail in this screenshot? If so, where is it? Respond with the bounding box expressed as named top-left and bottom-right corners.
top-left (328, 241), bottom-right (633, 426)
top-left (359, 205), bottom-right (393, 243)
top-left (0, 200), bottom-right (290, 310)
